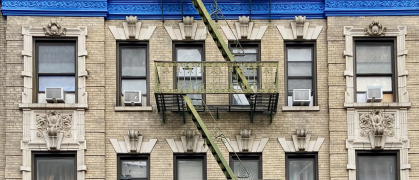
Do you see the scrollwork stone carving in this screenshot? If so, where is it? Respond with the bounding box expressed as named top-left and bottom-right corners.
top-left (43, 21), bottom-right (66, 36)
top-left (365, 21), bottom-right (386, 36)
top-left (359, 110), bottom-right (394, 138)
top-left (36, 111), bottom-right (73, 139)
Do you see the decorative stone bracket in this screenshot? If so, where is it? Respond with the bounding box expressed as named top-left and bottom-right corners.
top-left (21, 22), bottom-right (88, 105)
top-left (277, 15), bottom-right (323, 40)
top-left (109, 15), bottom-right (157, 40)
top-left (343, 23), bottom-right (408, 104)
top-left (165, 16), bottom-right (207, 41)
top-left (110, 131), bottom-right (157, 153)
top-left (278, 129), bottom-right (325, 152)
top-left (222, 129), bottom-right (269, 153)
top-left (36, 111), bottom-right (73, 150)
top-left (166, 130), bottom-right (208, 153)
top-left (221, 16), bottom-right (268, 41)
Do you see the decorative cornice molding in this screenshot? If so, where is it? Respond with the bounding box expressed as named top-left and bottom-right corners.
top-left (326, 0), bottom-right (419, 9)
top-left (166, 130), bottom-right (208, 153)
top-left (222, 129), bottom-right (269, 153)
top-left (325, 0), bottom-right (419, 16)
top-left (277, 15), bottom-right (323, 40)
top-left (110, 131), bottom-right (157, 154)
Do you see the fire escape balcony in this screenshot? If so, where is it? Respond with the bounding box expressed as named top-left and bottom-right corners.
top-left (154, 61), bottom-right (279, 123)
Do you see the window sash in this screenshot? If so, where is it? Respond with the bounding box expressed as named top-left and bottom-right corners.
top-left (174, 154), bottom-right (206, 180)
top-left (117, 155), bottom-right (150, 180)
top-left (356, 152), bottom-right (398, 180)
top-left (285, 44), bottom-right (315, 106)
top-left (118, 43), bottom-right (148, 106)
top-left (229, 153), bottom-right (262, 180)
top-left (286, 154), bottom-right (318, 180)
top-left (33, 152), bottom-right (76, 180)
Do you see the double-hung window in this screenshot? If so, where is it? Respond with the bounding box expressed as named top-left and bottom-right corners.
top-left (357, 151), bottom-right (398, 180)
top-left (118, 154), bottom-right (150, 180)
top-left (33, 152), bottom-right (76, 180)
top-left (174, 43), bottom-right (204, 105)
top-left (230, 43), bottom-right (260, 105)
top-left (354, 40), bottom-right (395, 103)
top-left (230, 153), bottom-right (262, 179)
top-left (35, 40), bottom-right (77, 103)
top-left (118, 43), bottom-right (148, 106)
top-left (286, 153), bottom-right (318, 180)
top-left (285, 42), bottom-right (316, 106)
top-left (174, 154), bottom-right (206, 180)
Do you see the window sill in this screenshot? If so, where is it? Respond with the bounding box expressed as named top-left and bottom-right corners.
top-left (344, 102), bottom-right (411, 109)
top-left (114, 106), bottom-right (153, 112)
top-left (282, 106), bottom-right (320, 112)
top-left (19, 103), bottom-right (88, 110)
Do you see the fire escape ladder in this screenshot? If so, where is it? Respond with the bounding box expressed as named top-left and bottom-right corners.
top-left (183, 95), bottom-right (237, 179)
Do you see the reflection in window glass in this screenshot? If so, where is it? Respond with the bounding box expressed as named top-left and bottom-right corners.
top-left (233, 159), bottom-right (259, 179)
top-left (356, 45), bottom-right (392, 74)
top-left (176, 47), bottom-right (203, 105)
top-left (358, 155), bottom-right (396, 180)
top-left (121, 48), bottom-right (147, 77)
top-left (178, 160), bottom-right (203, 180)
top-left (122, 79), bottom-right (147, 95)
top-left (38, 45), bottom-right (75, 73)
top-left (39, 76), bottom-right (75, 92)
top-left (35, 156), bottom-right (75, 180)
top-left (288, 159), bottom-right (314, 180)
top-left (121, 160), bottom-right (147, 178)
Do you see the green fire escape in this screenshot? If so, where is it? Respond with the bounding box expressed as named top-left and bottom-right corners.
top-left (154, 0), bottom-right (279, 179)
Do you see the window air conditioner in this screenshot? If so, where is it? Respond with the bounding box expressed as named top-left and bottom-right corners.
top-left (45, 87), bottom-right (65, 103)
top-left (366, 86), bottom-right (383, 102)
top-left (292, 89), bottom-right (311, 106)
top-left (124, 91), bottom-right (142, 106)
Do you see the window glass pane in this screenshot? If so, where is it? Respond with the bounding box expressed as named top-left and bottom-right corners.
top-left (36, 157), bottom-right (74, 180)
top-left (39, 76), bottom-right (75, 92)
top-left (232, 47), bottom-right (257, 54)
top-left (356, 77), bottom-right (392, 92)
top-left (358, 155), bottom-right (396, 180)
top-left (121, 47), bottom-right (147, 77)
top-left (121, 160), bottom-right (147, 178)
top-left (178, 79), bottom-right (202, 105)
top-left (233, 47), bottom-right (257, 62)
top-left (232, 79), bottom-right (257, 105)
top-left (357, 93), bottom-right (367, 103)
top-left (288, 79), bottom-right (312, 91)
top-left (288, 62), bottom-right (312, 76)
top-left (38, 44), bottom-right (75, 73)
top-left (288, 159), bottom-right (314, 180)
top-left (178, 160), bottom-right (203, 180)
top-left (122, 79), bottom-right (147, 95)
top-left (177, 63), bottom-right (202, 77)
top-left (233, 160), bottom-right (259, 179)
top-left (356, 44), bottom-right (392, 74)
top-left (177, 48), bottom-right (202, 62)
top-left (288, 48), bottom-right (312, 62)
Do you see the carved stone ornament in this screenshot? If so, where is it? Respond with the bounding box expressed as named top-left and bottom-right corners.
top-left (240, 129), bottom-right (251, 151)
top-left (296, 128), bottom-right (307, 151)
top-left (43, 21), bottom-right (66, 36)
top-left (294, 15), bottom-right (306, 38)
top-left (183, 16), bottom-right (194, 38)
top-left (365, 21), bottom-right (386, 36)
top-left (36, 111), bottom-right (72, 150)
top-left (239, 16), bottom-right (250, 38)
top-left (128, 130), bottom-right (140, 152)
top-left (126, 15), bottom-right (137, 39)
top-left (184, 129), bottom-right (196, 152)
top-left (359, 110), bottom-right (395, 149)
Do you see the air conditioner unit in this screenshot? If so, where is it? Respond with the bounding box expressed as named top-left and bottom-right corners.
top-left (366, 86), bottom-right (383, 102)
top-left (124, 91), bottom-right (142, 106)
top-left (45, 87), bottom-right (65, 103)
top-left (292, 89), bottom-right (311, 106)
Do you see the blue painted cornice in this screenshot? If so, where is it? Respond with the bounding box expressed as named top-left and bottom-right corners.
top-left (2, 0), bottom-right (108, 17)
top-left (2, 0), bottom-right (419, 19)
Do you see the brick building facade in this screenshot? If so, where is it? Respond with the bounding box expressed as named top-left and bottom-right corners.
top-left (0, 0), bottom-right (417, 179)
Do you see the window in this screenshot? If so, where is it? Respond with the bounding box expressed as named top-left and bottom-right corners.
top-left (174, 43), bottom-right (205, 105)
top-left (285, 42), bottom-right (316, 106)
top-left (230, 43), bottom-right (260, 105)
top-left (357, 151), bottom-right (398, 180)
top-left (35, 40), bottom-right (77, 103)
top-left (230, 153), bottom-right (262, 179)
top-left (174, 154), bottom-right (206, 180)
top-left (354, 40), bottom-right (395, 103)
top-left (117, 154), bottom-right (150, 180)
top-left (33, 152), bottom-right (76, 180)
top-left (117, 42), bottom-right (149, 106)
top-left (286, 153), bottom-right (318, 180)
